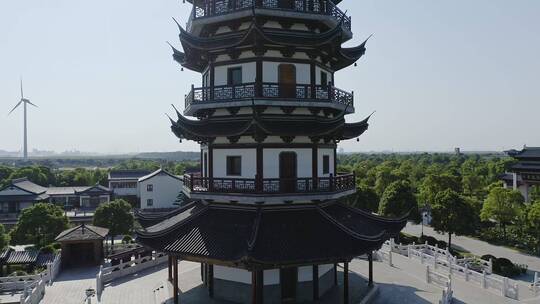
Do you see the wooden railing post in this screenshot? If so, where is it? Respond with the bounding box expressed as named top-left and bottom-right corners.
top-left (329, 173), bottom-right (334, 192)
top-left (190, 174), bottom-right (194, 191)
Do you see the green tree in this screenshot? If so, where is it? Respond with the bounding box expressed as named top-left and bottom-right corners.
top-left (431, 190), bottom-right (476, 249)
top-left (527, 202), bottom-right (540, 254)
top-left (342, 186), bottom-right (379, 213)
top-left (481, 187), bottom-right (524, 239)
top-left (379, 180), bottom-right (419, 221)
top-left (418, 173), bottom-right (461, 208)
top-left (93, 200), bottom-right (134, 245)
top-left (0, 224), bottom-right (10, 250)
top-left (10, 203), bottom-right (69, 248)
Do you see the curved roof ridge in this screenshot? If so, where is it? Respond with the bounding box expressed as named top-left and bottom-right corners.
top-left (247, 208), bottom-right (262, 252)
top-left (337, 202), bottom-right (410, 223)
top-left (137, 203), bottom-right (209, 238)
top-left (316, 205), bottom-right (385, 242)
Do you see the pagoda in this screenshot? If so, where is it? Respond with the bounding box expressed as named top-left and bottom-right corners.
top-left (136, 1), bottom-right (408, 303)
top-left (500, 146), bottom-right (540, 202)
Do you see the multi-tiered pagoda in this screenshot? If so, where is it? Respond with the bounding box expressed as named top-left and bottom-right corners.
top-left (137, 1), bottom-right (407, 303)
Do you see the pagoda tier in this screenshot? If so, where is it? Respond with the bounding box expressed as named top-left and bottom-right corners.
top-left (172, 16), bottom-right (367, 73)
top-left (136, 200), bottom-right (408, 270)
top-left (170, 110), bottom-right (370, 144)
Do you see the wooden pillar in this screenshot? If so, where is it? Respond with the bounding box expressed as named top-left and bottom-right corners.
top-left (208, 145), bottom-right (214, 191)
top-left (368, 252), bottom-right (374, 287)
top-left (333, 263), bottom-right (338, 286)
top-left (256, 144), bottom-right (263, 192)
top-left (334, 147), bottom-right (337, 175)
top-left (209, 61), bottom-right (215, 100)
top-left (200, 263), bottom-right (204, 282)
top-left (343, 262), bottom-right (349, 304)
top-left (312, 144), bottom-right (318, 190)
top-left (168, 255), bottom-right (173, 282)
top-left (310, 62), bottom-right (316, 99)
top-left (200, 149), bottom-right (203, 176)
top-left (208, 264), bottom-right (214, 298)
top-left (256, 270), bottom-right (264, 304)
top-left (312, 265), bottom-right (319, 300)
top-left (173, 257), bottom-right (179, 304)
top-left (251, 271), bottom-right (257, 304)
top-left (256, 59), bottom-right (263, 97)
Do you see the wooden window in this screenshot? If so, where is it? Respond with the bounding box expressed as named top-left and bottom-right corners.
top-left (228, 67), bottom-right (242, 86)
top-left (323, 155), bottom-right (330, 174)
top-left (226, 156), bottom-right (242, 176)
top-left (320, 71), bottom-right (328, 89)
top-left (147, 184), bottom-right (153, 192)
top-left (147, 199), bottom-right (153, 207)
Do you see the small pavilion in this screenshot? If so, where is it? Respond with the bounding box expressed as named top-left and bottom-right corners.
top-left (55, 224), bottom-right (109, 268)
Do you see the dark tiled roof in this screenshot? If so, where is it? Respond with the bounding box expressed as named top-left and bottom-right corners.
top-left (507, 147), bottom-right (540, 160)
top-left (11, 178), bottom-right (48, 195)
top-left (36, 253), bottom-right (57, 267)
top-left (74, 184), bottom-right (111, 195)
top-left (109, 170), bottom-right (152, 180)
top-left (135, 199), bottom-right (195, 228)
top-left (55, 224), bottom-right (109, 242)
top-left (171, 112), bottom-right (369, 143)
top-left (138, 169), bottom-right (183, 182)
top-left (511, 162), bottom-right (540, 172)
top-left (136, 201), bottom-right (407, 269)
top-left (6, 250), bottom-right (39, 265)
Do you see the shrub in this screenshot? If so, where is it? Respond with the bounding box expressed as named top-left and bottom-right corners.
top-left (492, 257), bottom-right (522, 277)
top-left (40, 245), bottom-right (55, 254)
top-left (419, 236), bottom-right (438, 246)
top-left (481, 254), bottom-right (496, 262)
top-left (122, 235), bottom-right (133, 244)
top-left (52, 243), bottom-right (61, 250)
top-left (436, 240), bottom-right (448, 249)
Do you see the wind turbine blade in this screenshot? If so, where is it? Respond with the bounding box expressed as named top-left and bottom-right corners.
top-left (20, 78), bottom-right (24, 99)
top-left (8, 101), bottom-right (22, 115)
top-left (26, 100), bottom-right (38, 108)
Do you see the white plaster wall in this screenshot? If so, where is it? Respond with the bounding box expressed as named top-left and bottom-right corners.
top-left (262, 62), bottom-right (310, 84)
top-left (215, 62), bottom-right (256, 86)
top-left (214, 265), bottom-right (332, 286)
top-left (139, 174), bottom-right (183, 209)
top-left (263, 149), bottom-right (312, 178)
top-left (318, 148), bottom-right (335, 177)
top-left (213, 149), bottom-right (257, 178)
top-left (19, 202), bottom-right (33, 210)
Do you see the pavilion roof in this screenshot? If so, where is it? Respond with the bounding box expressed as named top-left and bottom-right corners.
top-left (171, 15), bottom-right (367, 72)
top-left (170, 111), bottom-right (370, 143)
top-left (506, 147), bottom-right (540, 161)
top-left (136, 201), bottom-right (407, 270)
top-left (55, 224), bottom-right (109, 242)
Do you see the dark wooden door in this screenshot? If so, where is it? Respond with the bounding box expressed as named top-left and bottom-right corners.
top-left (280, 152), bottom-right (297, 193)
top-left (278, 0), bottom-right (294, 9)
top-left (280, 267), bottom-right (298, 303)
top-left (279, 64), bottom-right (296, 98)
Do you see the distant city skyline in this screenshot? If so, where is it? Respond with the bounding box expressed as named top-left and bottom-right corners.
top-left (1, 0), bottom-right (539, 154)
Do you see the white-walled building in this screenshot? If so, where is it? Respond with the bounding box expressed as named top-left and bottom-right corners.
top-left (108, 170), bottom-right (151, 204)
top-left (138, 169), bottom-right (183, 210)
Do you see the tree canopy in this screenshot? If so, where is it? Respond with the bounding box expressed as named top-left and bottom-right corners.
top-left (10, 203), bottom-right (69, 248)
top-left (379, 180), bottom-right (419, 221)
top-left (431, 189), bottom-right (476, 248)
top-left (481, 187), bottom-right (524, 238)
top-left (93, 199), bottom-right (134, 243)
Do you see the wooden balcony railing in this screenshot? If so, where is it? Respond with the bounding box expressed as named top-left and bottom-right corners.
top-left (185, 83), bottom-right (353, 109)
top-left (183, 173), bottom-right (355, 195)
top-left (187, 0), bottom-right (351, 31)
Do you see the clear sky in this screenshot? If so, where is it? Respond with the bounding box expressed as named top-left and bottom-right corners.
top-left (1, 0), bottom-right (539, 154)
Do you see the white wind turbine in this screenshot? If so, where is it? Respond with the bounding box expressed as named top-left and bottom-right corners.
top-left (8, 79), bottom-right (38, 160)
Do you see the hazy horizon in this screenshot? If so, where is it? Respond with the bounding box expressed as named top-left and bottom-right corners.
top-left (2, 1), bottom-right (539, 154)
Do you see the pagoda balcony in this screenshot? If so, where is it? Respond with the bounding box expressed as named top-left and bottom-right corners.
top-left (182, 173), bottom-right (356, 203)
top-left (184, 82), bottom-right (354, 115)
top-left (187, 0), bottom-right (351, 35)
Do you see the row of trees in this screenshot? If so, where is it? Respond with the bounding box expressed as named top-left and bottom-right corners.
top-left (0, 160), bottom-right (200, 188)
top-left (339, 153), bottom-right (540, 253)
